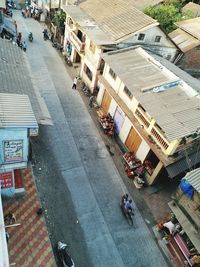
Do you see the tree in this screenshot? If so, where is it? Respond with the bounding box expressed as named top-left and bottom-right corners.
top-left (144, 0), bottom-right (194, 33)
top-left (52, 9), bottom-right (66, 34)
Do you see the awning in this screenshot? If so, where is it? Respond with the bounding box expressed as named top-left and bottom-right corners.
top-left (184, 167), bottom-right (200, 193)
top-left (0, 195), bottom-right (9, 267)
top-left (166, 150), bottom-right (200, 178)
top-left (0, 15), bottom-right (17, 37)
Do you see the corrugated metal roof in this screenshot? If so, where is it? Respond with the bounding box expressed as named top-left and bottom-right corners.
top-left (62, 5), bottom-right (115, 45)
top-left (0, 38), bottom-right (42, 122)
top-left (169, 28), bottom-right (200, 52)
top-left (176, 17), bottom-right (200, 40)
top-left (182, 2), bottom-right (200, 18)
top-left (79, 0), bottom-right (158, 42)
top-left (126, 0), bottom-right (163, 11)
top-left (166, 150), bottom-right (200, 178)
top-left (0, 93), bottom-right (38, 128)
top-left (184, 167), bottom-right (200, 192)
top-left (102, 47), bottom-right (200, 141)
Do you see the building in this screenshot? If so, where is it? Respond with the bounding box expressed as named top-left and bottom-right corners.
top-left (168, 167), bottom-right (200, 258)
top-left (182, 2), bottom-right (200, 18)
top-left (0, 93), bottom-right (38, 197)
top-left (126, 0), bottom-right (163, 11)
top-left (169, 17), bottom-right (200, 78)
top-left (96, 46), bottom-right (200, 184)
top-left (62, 0), bottom-right (179, 91)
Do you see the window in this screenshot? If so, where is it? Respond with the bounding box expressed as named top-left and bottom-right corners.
top-left (155, 36), bottom-right (161, 42)
top-left (123, 86), bottom-right (133, 99)
top-left (84, 64), bottom-right (93, 81)
top-left (89, 41), bottom-right (96, 54)
top-left (138, 33), bottom-right (145, 41)
top-left (109, 68), bottom-right (116, 80)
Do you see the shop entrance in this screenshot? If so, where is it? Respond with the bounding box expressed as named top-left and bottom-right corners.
top-left (101, 90), bottom-right (111, 113)
top-left (74, 51), bottom-right (81, 63)
top-left (125, 127), bottom-right (142, 154)
top-left (113, 106), bottom-right (125, 134)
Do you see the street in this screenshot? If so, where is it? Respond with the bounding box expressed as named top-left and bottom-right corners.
top-left (13, 10), bottom-right (170, 267)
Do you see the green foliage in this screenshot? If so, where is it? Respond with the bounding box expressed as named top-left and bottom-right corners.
top-left (52, 9), bottom-right (66, 32)
top-left (144, 0), bottom-right (195, 33)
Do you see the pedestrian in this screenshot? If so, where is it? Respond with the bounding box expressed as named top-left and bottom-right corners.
top-left (89, 94), bottom-right (94, 107)
top-left (72, 77), bottom-right (78, 89)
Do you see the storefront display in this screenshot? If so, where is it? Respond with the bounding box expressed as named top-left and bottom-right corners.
top-left (99, 113), bottom-right (115, 137)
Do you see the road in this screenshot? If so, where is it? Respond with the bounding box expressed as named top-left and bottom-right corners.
top-left (13, 10), bottom-right (170, 267)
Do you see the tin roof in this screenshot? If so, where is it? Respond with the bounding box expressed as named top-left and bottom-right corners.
top-left (62, 5), bottom-right (115, 45)
top-left (102, 47), bottom-right (200, 141)
top-left (168, 28), bottom-right (200, 52)
top-left (184, 167), bottom-right (200, 192)
top-left (0, 93), bottom-right (38, 128)
top-left (0, 38), bottom-right (42, 122)
top-left (182, 2), bottom-right (200, 18)
top-left (175, 17), bottom-right (200, 40)
top-left (126, 0), bottom-right (163, 11)
top-left (79, 0), bottom-right (158, 42)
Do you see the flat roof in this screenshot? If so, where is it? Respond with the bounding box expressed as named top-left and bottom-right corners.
top-left (62, 5), bottom-right (115, 45)
top-left (79, 0), bottom-right (158, 42)
top-left (0, 93), bottom-right (38, 128)
top-left (102, 47), bottom-right (200, 141)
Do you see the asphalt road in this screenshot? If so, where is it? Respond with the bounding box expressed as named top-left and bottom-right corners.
top-left (13, 10), bottom-right (170, 267)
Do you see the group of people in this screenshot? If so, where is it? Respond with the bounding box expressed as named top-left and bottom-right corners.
top-left (100, 113), bottom-right (115, 137)
top-left (21, 5), bottom-right (40, 19)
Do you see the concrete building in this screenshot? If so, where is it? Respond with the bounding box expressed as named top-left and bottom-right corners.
top-left (0, 93), bottom-right (38, 197)
top-left (96, 46), bottom-right (200, 185)
top-left (61, 0), bottom-right (179, 91)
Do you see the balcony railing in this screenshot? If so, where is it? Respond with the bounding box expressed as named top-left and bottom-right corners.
top-left (70, 31), bottom-right (85, 53)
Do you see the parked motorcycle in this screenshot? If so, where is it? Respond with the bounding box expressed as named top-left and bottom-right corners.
top-left (28, 32), bottom-right (33, 42)
top-left (57, 241), bottom-right (75, 267)
top-left (64, 55), bottom-right (73, 67)
top-left (43, 29), bottom-right (49, 40)
top-left (120, 196), bottom-right (134, 226)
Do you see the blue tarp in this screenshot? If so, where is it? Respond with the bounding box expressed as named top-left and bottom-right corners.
top-left (180, 178), bottom-right (194, 199)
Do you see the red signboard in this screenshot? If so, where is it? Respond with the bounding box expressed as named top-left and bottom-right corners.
top-left (0, 172), bottom-right (13, 189)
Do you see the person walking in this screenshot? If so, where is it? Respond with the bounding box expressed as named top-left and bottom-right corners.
top-left (89, 94), bottom-right (95, 107)
top-left (72, 77), bottom-right (78, 89)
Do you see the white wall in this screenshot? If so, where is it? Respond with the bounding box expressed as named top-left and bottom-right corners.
top-left (136, 140), bottom-right (150, 162)
top-left (108, 99), bottom-right (117, 117)
top-left (119, 116), bottom-right (132, 143)
top-left (120, 26), bottom-right (178, 61)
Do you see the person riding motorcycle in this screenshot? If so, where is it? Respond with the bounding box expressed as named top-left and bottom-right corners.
top-left (28, 32), bottom-right (33, 42)
top-left (124, 199), bottom-right (134, 214)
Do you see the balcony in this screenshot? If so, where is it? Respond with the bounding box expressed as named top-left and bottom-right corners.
top-left (70, 31), bottom-right (85, 53)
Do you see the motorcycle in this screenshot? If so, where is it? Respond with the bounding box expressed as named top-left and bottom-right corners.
top-left (120, 196), bottom-right (134, 226)
top-left (43, 30), bottom-right (49, 41)
top-left (57, 241), bottom-right (75, 267)
top-left (64, 55), bottom-right (73, 67)
top-left (28, 33), bottom-right (33, 42)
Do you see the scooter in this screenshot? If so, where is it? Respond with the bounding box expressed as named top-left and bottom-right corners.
top-left (28, 33), bottom-right (33, 42)
top-left (120, 196), bottom-right (134, 226)
top-left (57, 241), bottom-right (75, 267)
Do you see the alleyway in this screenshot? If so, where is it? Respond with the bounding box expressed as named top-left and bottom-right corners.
top-left (14, 11), bottom-right (170, 267)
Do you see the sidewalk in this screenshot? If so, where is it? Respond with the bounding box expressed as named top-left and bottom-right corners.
top-left (3, 168), bottom-right (55, 267)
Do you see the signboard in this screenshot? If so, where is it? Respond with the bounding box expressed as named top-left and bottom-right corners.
top-left (4, 140), bottom-right (23, 163)
top-left (0, 172), bottom-right (13, 189)
top-left (29, 128), bottom-right (39, 137)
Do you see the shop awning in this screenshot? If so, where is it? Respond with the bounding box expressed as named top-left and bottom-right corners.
top-left (184, 167), bottom-right (200, 193)
top-left (0, 195), bottom-right (9, 267)
top-left (166, 150), bottom-right (200, 178)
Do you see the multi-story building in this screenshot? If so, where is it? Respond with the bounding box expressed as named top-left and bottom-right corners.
top-left (96, 46), bottom-right (200, 184)
top-left (62, 0), bottom-right (179, 91)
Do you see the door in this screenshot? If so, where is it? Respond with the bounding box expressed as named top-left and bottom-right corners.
top-left (125, 127), bottom-right (142, 154)
top-left (101, 90), bottom-right (111, 113)
top-left (113, 106), bottom-right (125, 134)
